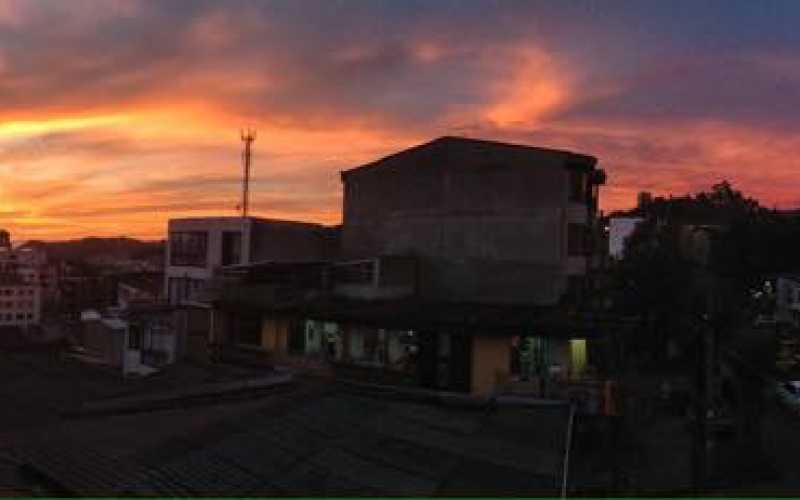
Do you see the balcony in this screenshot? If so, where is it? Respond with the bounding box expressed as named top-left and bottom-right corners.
top-left (331, 257), bottom-right (417, 301)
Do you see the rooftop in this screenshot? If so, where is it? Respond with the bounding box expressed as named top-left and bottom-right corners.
top-left (167, 216), bottom-right (330, 229)
top-left (342, 135), bottom-right (598, 178)
top-left (6, 380), bottom-right (570, 496)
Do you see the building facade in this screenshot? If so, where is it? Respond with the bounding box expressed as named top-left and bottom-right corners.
top-left (164, 216), bottom-right (337, 362)
top-left (608, 216), bottom-right (644, 259)
top-left (201, 137), bottom-right (622, 400)
top-left (0, 232), bottom-right (44, 328)
top-left (340, 136), bottom-right (605, 305)
top-left (165, 217), bottom-right (335, 306)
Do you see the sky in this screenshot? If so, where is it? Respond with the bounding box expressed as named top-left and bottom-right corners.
top-left (1, 0), bottom-right (800, 240)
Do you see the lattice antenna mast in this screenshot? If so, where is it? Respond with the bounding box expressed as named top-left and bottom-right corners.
top-left (240, 128), bottom-right (257, 217)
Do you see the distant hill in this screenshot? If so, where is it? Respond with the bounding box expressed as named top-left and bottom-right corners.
top-left (20, 237), bottom-right (164, 263)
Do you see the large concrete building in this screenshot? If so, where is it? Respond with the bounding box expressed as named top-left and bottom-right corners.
top-left (199, 137), bottom-right (624, 399)
top-left (340, 136), bottom-right (605, 305)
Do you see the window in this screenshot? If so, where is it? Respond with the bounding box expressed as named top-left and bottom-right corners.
top-left (233, 315), bottom-right (261, 346)
top-left (332, 261), bottom-right (376, 285)
top-left (26, 313), bottom-right (32, 320)
top-left (222, 231), bottom-right (242, 266)
top-left (565, 275), bottom-right (587, 304)
top-left (169, 231), bottom-right (208, 267)
top-left (288, 321), bottom-right (306, 355)
top-left (568, 169), bottom-right (586, 202)
top-left (129, 325), bottom-right (142, 349)
top-left (568, 223), bottom-right (589, 256)
top-left (167, 277), bottom-right (206, 305)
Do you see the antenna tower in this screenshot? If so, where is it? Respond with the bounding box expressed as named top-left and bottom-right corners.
top-left (240, 128), bottom-right (256, 217)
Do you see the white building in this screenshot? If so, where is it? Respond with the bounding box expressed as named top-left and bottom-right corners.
top-left (78, 306), bottom-right (178, 377)
top-left (165, 217), bottom-right (334, 306)
top-left (769, 275), bottom-right (800, 327)
top-left (0, 233), bottom-right (44, 328)
top-left (0, 280), bottom-right (40, 327)
top-left (164, 216), bottom-right (336, 362)
top-left (608, 217), bottom-right (644, 259)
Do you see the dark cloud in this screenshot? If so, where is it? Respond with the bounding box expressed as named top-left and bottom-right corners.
top-left (559, 53), bottom-right (800, 132)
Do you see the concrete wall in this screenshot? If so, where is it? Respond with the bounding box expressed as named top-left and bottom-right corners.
top-left (471, 335), bottom-right (511, 395)
top-left (250, 221), bottom-right (334, 262)
top-left (609, 217), bottom-right (643, 259)
top-left (83, 320), bottom-right (112, 360)
top-left (180, 308), bottom-right (211, 363)
top-left (341, 139), bottom-right (597, 305)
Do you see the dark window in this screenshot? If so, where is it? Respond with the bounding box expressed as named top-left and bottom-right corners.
top-left (569, 169), bottom-right (586, 202)
top-left (568, 223), bottom-right (588, 256)
top-left (169, 231), bottom-right (208, 267)
top-left (221, 231), bottom-right (242, 266)
top-left (565, 275), bottom-right (586, 304)
top-left (129, 324), bottom-right (142, 349)
top-left (288, 321), bottom-right (306, 355)
top-left (167, 277), bottom-right (205, 305)
top-left (234, 315), bottom-right (261, 346)
top-left (332, 261), bottom-right (376, 285)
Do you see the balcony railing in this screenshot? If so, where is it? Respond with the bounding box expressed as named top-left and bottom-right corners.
top-left (331, 257), bottom-right (416, 301)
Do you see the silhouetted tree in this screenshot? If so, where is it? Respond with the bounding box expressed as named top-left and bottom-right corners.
top-left (610, 181), bottom-right (785, 360)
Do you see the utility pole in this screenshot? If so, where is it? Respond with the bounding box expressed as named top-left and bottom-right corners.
top-left (692, 318), bottom-right (711, 493)
top-left (240, 128), bottom-right (256, 218)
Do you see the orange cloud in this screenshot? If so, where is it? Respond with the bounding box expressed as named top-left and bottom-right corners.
top-left (484, 48), bottom-right (572, 128)
top-left (2, 2), bottom-right (800, 242)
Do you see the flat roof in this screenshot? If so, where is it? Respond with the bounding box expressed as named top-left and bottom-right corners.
top-left (167, 216), bottom-right (328, 229)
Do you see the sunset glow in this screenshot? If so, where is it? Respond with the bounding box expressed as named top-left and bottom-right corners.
top-left (2, 0), bottom-right (799, 240)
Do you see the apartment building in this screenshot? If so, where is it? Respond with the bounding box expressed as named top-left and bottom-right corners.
top-left (340, 135), bottom-right (605, 304)
top-left (0, 232), bottom-right (43, 328)
top-left (203, 137), bottom-right (628, 400)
